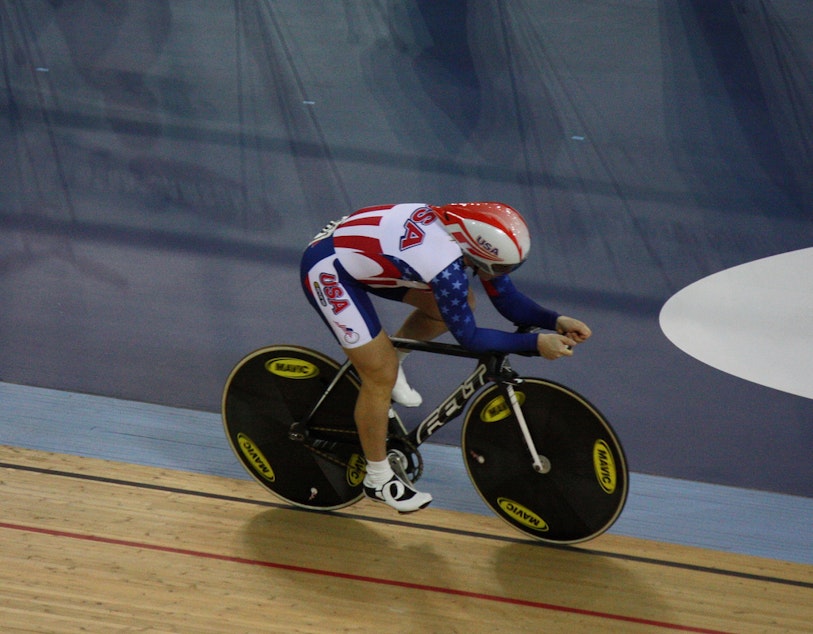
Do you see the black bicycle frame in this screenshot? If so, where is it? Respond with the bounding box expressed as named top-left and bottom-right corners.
top-left (294, 336), bottom-right (551, 473)
top-left (297, 337), bottom-right (519, 446)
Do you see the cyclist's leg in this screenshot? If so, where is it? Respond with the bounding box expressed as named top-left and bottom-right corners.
top-left (397, 286), bottom-right (477, 339)
top-left (301, 247), bottom-right (392, 462)
top-left (387, 287), bottom-right (476, 405)
top-left (396, 286), bottom-right (475, 339)
top-left (364, 286), bottom-right (451, 407)
top-left (395, 288), bottom-right (450, 340)
top-left (342, 334), bottom-right (433, 513)
top-left (342, 331), bottom-right (397, 463)
top-left (301, 246), bottom-right (431, 512)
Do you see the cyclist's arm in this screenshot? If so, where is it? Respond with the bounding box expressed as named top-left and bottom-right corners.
top-left (430, 261), bottom-right (539, 354)
top-left (480, 274), bottom-right (560, 331)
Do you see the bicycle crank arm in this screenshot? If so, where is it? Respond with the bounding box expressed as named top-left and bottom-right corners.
top-left (505, 383), bottom-right (550, 474)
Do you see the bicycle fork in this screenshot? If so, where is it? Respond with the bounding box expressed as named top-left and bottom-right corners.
top-left (502, 381), bottom-right (551, 475)
top-left (483, 352), bottom-right (551, 474)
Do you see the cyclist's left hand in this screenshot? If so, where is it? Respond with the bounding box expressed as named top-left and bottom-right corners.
top-left (556, 316), bottom-right (592, 343)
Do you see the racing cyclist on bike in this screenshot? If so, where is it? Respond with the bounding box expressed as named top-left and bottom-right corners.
top-left (300, 202), bottom-right (591, 513)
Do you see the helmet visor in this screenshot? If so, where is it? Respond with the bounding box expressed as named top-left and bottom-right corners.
top-left (490, 261), bottom-right (524, 275)
top-left (470, 258), bottom-right (525, 276)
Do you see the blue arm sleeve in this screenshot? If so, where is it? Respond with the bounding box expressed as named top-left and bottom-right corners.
top-left (430, 260), bottom-right (539, 354)
top-left (481, 275), bottom-right (560, 331)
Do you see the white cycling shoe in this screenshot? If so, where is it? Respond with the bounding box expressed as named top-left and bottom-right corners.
top-left (391, 364), bottom-right (422, 407)
top-left (363, 471), bottom-right (432, 513)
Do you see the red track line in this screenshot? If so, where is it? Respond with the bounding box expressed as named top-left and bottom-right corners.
top-left (1, 522), bottom-right (731, 634)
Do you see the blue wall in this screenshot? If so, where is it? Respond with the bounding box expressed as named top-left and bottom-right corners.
top-left (2, 1), bottom-right (811, 495)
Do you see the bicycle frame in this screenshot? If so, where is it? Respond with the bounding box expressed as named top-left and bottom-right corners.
top-left (296, 337), bottom-right (548, 472)
top-left (396, 339), bottom-right (491, 447)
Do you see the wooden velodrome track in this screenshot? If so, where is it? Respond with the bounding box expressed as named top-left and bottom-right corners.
top-left (2, 443), bottom-right (811, 633)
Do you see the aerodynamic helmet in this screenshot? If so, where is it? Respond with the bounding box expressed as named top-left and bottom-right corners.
top-left (432, 202), bottom-right (531, 276)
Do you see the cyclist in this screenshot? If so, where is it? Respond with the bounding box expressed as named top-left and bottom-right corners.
top-left (300, 202), bottom-right (591, 513)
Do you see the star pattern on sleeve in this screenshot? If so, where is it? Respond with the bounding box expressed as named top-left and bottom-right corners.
top-left (431, 259), bottom-right (475, 340)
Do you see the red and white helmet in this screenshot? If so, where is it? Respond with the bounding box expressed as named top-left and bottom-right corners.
top-left (432, 202), bottom-right (531, 276)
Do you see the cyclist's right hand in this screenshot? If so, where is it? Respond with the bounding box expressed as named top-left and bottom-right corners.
top-left (537, 333), bottom-right (576, 360)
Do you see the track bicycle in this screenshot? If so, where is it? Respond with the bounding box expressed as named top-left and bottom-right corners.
top-left (221, 336), bottom-right (628, 544)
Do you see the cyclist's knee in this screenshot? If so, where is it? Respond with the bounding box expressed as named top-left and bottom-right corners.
top-left (345, 333), bottom-right (398, 391)
top-left (360, 361), bottom-right (397, 393)
top-left (403, 289), bottom-right (442, 319)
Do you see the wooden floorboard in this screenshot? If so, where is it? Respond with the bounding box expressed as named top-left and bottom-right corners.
top-left (1, 445), bottom-right (811, 633)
